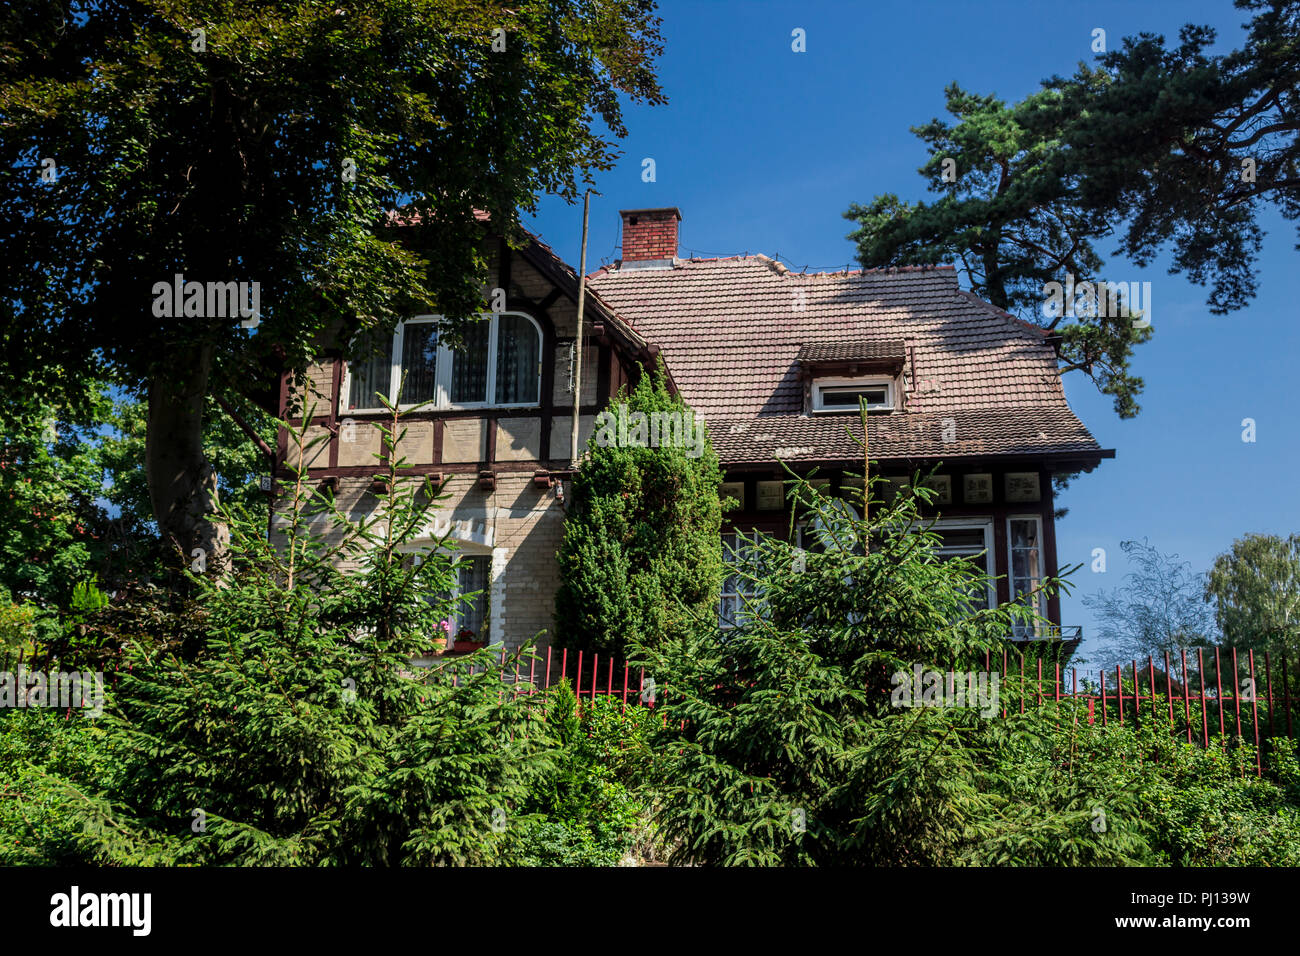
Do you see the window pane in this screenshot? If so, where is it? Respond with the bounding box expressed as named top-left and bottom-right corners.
top-left (1010, 519), bottom-right (1040, 550)
top-left (821, 385), bottom-right (888, 408)
top-left (456, 556), bottom-right (490, 636)
top-left (937, 528), bottom-right (986, 551)
top-left (495, 314), bottom-right (540, 404)
top-left (347, 331), bottom-right (393, 409)
top-left (450, 321), bottom-right (490, 404)
top-left (1009, 519), bottom-right (1043, 609)
top-left (398, 323), bottom-right (438, 405)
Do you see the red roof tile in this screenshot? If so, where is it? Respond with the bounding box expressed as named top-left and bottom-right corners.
top-left (587, 255), bottom-right (1107, 467)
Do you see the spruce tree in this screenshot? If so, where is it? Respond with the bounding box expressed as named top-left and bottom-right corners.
top-left (636, 425), bottom-right (1154, 865)
top-left (54, 398), bottom-right (553, 865)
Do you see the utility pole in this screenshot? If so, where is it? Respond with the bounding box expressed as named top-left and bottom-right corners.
top-left (861, 397), bottom-right (869, 552)
top-left (569, 190), bottom-right (592, 465)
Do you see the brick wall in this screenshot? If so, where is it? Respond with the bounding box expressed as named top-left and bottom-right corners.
top-left (620, 208), bottom-right (680, 262)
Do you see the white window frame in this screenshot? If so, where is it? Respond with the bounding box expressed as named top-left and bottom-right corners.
top-left (811, 376), bottom-right (894, 414)
top-left (933, 517), bottom-right (995, 610)
top-left (1006, 514), bottom-right (1047, 634)
top-left (341, 311), bottom-right (543, 414)
top-left (720, 530), bottom-right (760, 630)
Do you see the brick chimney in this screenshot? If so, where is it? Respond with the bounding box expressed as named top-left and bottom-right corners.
top-left (619, 207), bottom-right (681, 267)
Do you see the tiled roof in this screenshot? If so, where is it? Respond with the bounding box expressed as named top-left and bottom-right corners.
top-left (711, 408), bottom-right (1102, 464)
top-left (587, 255), bottom-right (1107, 467)
top-left (796, 339), bottom-right (907, 364)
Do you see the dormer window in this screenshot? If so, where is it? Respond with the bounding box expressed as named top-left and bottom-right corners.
top-left (796, 340), bottom-right (907, 416)
top-left (812, 376), bottom-right (895, 413)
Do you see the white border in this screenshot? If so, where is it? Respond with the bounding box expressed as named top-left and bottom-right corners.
top-left (811, 376), bottom-right (894, 414)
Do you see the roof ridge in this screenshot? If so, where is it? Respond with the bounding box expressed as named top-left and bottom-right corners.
top-left (600, 254), bottom-right (959, 278)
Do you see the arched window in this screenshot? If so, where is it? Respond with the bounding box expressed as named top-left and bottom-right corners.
top-left (344, 312), bottom-right (542, 412)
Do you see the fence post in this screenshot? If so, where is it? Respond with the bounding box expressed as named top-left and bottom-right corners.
top-left (1001, 649), bottom-right (1008, 719)
top-left (1215, 647), bottom-right (1226, 737)
top-left (1131, 660), bottom-right (1140, 730)
top-left (1148, 656), bottom-right (1158, 726)
top-left (1198, 648), bottom-right (1210, 747)
top-left (1284, 655), bottom-right (1294, 739)
top-left (1249, 650), bottom-right (1261, 776)
top-left (1116, 664), bottom-right (1124, 726)
top-left (1265, 651), bottom-right (1275, 737)
top-left (1231, 648), bottom-right (1242, 738)
top-left (1181, 649), bottom-right (1192, 743)
top-left (1164, 651), bottom-right (1174, 731)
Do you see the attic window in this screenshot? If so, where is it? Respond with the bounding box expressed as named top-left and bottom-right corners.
top-left (812, 377), bottom-right (894, 413)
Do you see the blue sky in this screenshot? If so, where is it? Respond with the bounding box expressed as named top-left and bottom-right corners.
top-left (523, 0), bottom-right (1300, 662)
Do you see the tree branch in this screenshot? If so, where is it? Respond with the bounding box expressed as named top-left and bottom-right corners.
top-left (215, 395), bottom-right (276, 462)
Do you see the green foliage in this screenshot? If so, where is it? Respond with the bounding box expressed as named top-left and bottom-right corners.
top-left (4, 402), bottom-right (553, 865)
top-left (634, 439), bottom-right (1300, 867)
top-left (0, 710), bottom-right (120, 866)
top-left (555, 364), bottom-right (725, 657)
top-left (0, 376), bottom-right (111, 606)
top-left (1205, 532), bottom-right (1300, 660)
top-left (508, 681), bottom-right (658, 866)
top-left (637, 455), bottom-right (1063, 865)
top-left (0, 0), bottom-right (666, 565)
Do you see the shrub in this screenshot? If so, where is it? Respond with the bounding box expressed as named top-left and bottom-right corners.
top-left (555, 362), bottom-right (726, 657)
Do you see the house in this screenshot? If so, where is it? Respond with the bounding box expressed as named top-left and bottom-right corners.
top-left (275, 206), bottom-right (1113, 654)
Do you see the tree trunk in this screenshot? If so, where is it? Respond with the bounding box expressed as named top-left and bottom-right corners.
top-left (145, 342), bottom-right (229, 577)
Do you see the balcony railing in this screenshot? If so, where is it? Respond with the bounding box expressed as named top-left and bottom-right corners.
top-left (1008, 624), bottom-right (1083, 642)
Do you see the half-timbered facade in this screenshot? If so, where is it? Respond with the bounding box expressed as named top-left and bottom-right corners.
top-left (277, 206), bottom-right (1113, 655)
top-left (275, 215), bottom-right (663, 654)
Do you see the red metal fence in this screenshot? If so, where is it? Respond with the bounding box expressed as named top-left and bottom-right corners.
top-left (971, 646), bottom-right (1298, 775)
top-left (444, 645), bottom-right (656, 712)
top-left (7, 643), bottom-right (1297, 770)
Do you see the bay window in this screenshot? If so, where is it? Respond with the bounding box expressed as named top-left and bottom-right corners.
top-left (344, 312), bottom-right (542, 412)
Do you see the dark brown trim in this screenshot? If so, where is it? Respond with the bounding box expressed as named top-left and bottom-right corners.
top-left (596, 341), bottom-right (611, 405)
top-left (433, 418), bottom-right (445, 465)
top-left (296, 460), bottom-right (554, 479)
top-left (1042, 471), bottom-right (1061, 627)
top-left (485, 415), bottom-right (498, 467)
